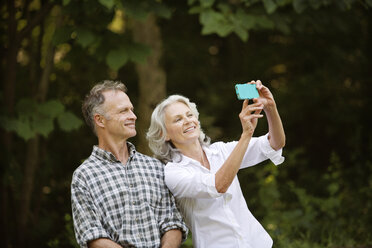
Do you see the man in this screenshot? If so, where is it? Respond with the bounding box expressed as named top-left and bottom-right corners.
top-left (71, 80), bottom-right (188, 248)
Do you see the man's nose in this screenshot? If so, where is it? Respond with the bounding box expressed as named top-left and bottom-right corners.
top-left (130, 110), bottom-right (137, 120)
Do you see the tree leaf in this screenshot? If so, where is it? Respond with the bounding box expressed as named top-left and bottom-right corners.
top-left (106, 47), bottom-right (129, 71)
top-left (263, 0), bottom-right (277, 14)
top-left (254, 15), bottom-right (275, 29)
top-left (200, 10), bottom-right (233, 36)
top-left (11, 119), bottom-right (35, 141)
top-left (98, 0), bottom-right (115, 10)
top-left (38, 100), bottom-right (65, 118)
top-left (200, 0), bottom-right (215, 8)
top-left (152, 3), bottom-right (172, 19)
top-left (16, 98), bottom-right (38, 117)
top-left (189, 6), bottom-right (203, 14)
top-left (235, 9), bottom-right (255, 30)
top-left (128, 43), bottom-right (151, 64)
top-left (76, 28), bottom-right (96, 48)
top-left (276, 0), bottom-right (292, 7)
top-left (293, 0), bottom-right (307, 13)
top-left (57, 111), bottom-right (83, 132)
top-left (33, 116), bottom-right (54, 138)
top-left (123, 0), bottom-right (149, 20)
top-left (234, 26), bottom-right (249, 42)
top-left (63, 0), bottom-right (71, 6)
top-left (52, 26), bottom-right (73, 45)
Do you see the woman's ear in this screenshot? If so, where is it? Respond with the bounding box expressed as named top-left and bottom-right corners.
top-left (160, 129), bottom-right (170, 141)
top-left (94, 114), bottom-right (105, 128)
top-left (165, 133), bottom-right (170, 142)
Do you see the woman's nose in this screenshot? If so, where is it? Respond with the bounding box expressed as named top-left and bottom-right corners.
top-left (185, 116), bottom-right (192, 123)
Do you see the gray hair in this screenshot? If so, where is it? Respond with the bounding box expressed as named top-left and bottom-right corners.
top-left (146, 95), bottom-right (210, 163)
top-left (82, 80), bottom-right (127, 135)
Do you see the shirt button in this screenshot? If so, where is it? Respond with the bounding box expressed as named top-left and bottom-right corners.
top-left (132, 201), bottom-right (135, 205)
top-left (130, 184), bottom-right (134, 188)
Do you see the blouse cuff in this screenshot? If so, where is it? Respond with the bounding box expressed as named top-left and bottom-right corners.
top-left (260, 133), bottom-right (285, 166)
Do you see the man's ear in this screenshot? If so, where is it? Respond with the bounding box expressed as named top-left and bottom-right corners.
top-left (94, 114), bottom-right (105, 128)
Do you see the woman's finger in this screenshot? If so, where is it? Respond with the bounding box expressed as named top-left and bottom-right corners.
top-left (247, 114), bottom-right (264, 119)
top-left (241, 99), bottom-right (249, 111)
top-left (256, 80), bottom-right (263, 90)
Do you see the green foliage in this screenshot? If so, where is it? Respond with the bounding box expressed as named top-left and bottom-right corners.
top-left (188, 0), bottom-right (372, 41)
top-left (76, 28), bottom-right (97, 48)
top-left (0, 99), bottom-right (82, 140)
top-left (240, 147), bottom-right (372, 247)
top-left (47, 214), bottom-right (79, 248)
top-left (106, 47), bottom-right (130, 71)
top-left (98, 0), bottom-right (115, 10)
top-left (106, 42), bottom-right (151, 70)
top-left (123, 0), bottom-right (173, 20)
top-left (2, 0), bottom-right (372, 247)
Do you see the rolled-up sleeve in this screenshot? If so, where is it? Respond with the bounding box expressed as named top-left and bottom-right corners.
top-left (240, 133), bottom-right (284, 168)
top-left (71, 171), bottom-right (109, 248)
top-left (157, 188), bottom-right (189, 241)
top-left (218, 134), bottom-right (284, 169)
top-left (165, 165), bottom-right (228, 199)
top-left (259, 133), bottom-right (285, 165)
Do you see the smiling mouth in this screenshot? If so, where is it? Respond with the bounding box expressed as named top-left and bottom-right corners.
top-left (125, 123), bottom-right (135, 127)
top-left (184, 126), bottom-right (196, 133)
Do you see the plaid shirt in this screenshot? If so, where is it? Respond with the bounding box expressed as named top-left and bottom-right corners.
top-left (71, 142), bottom-right (188, 248)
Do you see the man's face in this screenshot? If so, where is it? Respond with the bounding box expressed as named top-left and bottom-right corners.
top-left (101, 90), bottom-right (137, 140)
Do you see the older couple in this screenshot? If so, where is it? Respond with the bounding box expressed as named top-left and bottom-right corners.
top-left (71, 80), bottom-right (285, 248)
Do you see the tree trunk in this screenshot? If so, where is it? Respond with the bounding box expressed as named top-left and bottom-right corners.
top-left (17, 136), bottom-right (40, 247)
top-left (16, 6), bottom-right (60, 247)
top-left (1, 1), bottom-right (19, 247)
top-left (132, 14), bottom-right (167, 155)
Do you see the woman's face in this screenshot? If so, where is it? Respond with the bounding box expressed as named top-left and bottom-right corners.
top-left (164, 101), bottom-right (200, 148)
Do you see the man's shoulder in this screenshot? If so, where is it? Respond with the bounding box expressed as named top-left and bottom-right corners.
top-left (133, 152), bottom-right (166, 172)
top-left (135, 151), bottom-right (163, 164)
top-left (72, 153), bottom-right (102, 178)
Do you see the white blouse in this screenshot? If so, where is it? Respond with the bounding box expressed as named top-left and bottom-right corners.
top-left (164, 134), bottom-right (284, 248)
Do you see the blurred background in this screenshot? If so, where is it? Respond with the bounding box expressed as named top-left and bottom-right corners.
top-left (1, 0), bottom-right (372, 247)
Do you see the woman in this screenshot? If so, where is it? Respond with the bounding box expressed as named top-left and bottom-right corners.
top-left (147, 80), bottom-right (285, 248)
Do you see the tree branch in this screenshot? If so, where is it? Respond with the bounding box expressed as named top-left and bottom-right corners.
top-left (18, 1), bottom-right (54, 41)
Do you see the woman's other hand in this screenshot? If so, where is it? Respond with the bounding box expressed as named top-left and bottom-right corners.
top-left (239, 99), bottom-right (263, 137)
top-left (248, 80), bottom-right (276, 111)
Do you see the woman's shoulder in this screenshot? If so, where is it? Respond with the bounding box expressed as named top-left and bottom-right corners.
top-left (209, 140), bottom-right (238, 151)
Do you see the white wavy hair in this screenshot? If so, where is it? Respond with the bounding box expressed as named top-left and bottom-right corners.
top-left (146, 95), bottom-right (210, 163)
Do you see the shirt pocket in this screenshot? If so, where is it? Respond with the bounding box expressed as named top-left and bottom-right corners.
top-left (141, 174), bottom-right (168, 210)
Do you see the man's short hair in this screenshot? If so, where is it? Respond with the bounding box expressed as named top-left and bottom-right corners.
top-left (82, 80), bottom-right (127, 135)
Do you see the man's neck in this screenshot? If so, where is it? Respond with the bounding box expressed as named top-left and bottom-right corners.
top-left (98, 137), bottom-right (130, 165)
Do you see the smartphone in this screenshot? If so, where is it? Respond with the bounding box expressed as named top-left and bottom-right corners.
top-left (235, 83), bottom-right (259, 100)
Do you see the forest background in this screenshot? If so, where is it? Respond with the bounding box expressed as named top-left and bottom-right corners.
top-left (1, 0), bottom-right (372, 247)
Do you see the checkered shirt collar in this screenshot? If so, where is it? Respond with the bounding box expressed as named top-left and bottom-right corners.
top-left (91, 142), bottom-right (137, 163)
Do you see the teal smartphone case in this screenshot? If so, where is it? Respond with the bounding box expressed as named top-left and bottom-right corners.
top-left (235, 84), bottom-right (259, 100)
